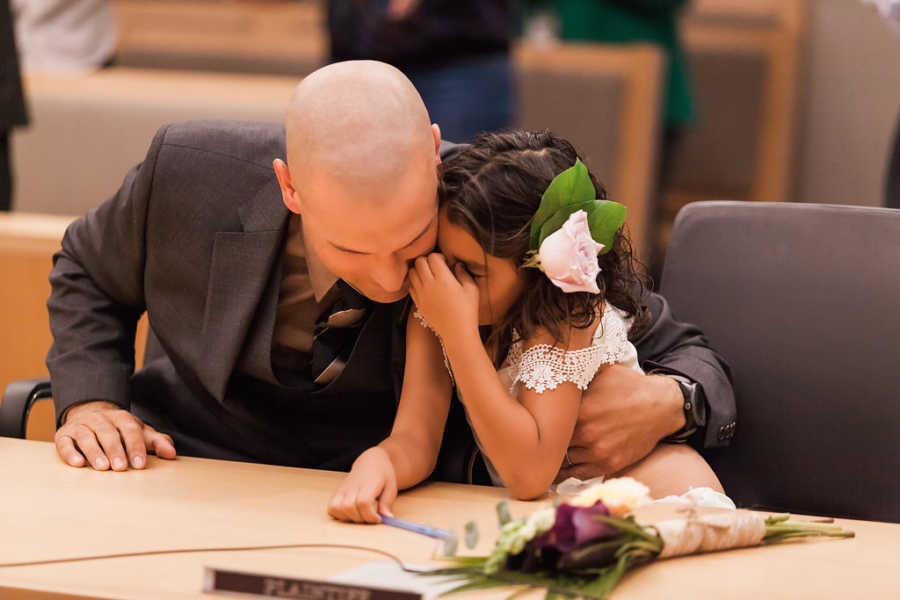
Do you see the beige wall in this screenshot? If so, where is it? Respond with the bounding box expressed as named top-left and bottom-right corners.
top-left (795, 0), bottom-right (900, 207)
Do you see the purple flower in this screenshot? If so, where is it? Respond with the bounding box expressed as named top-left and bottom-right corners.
top-left (535, 501), bottom-right (618, 554)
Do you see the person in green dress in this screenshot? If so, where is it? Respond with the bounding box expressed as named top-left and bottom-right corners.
top-left (554, 0), bottom-right (695, 128)
top-left (530, 0), bottom-right (696, 275)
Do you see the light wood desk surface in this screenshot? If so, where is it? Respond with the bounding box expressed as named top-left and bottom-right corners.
top-left (0, 438), bottom-right (897, 599)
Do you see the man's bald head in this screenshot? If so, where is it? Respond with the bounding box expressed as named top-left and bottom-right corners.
top-left (285, 60), bottom-right (436, 188)
top-left (272, 61), bottom-right (443, 304)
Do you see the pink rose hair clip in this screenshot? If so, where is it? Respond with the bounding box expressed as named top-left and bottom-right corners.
top-left (523, 159), bottom-right (626, 294)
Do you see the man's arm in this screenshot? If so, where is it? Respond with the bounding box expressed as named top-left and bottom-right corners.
top-left (47, 125), bottom-right (176, 471)
top-left (560, 291), bottom-right (735, 480)
top-left (633, 291), bottom-right (735, 448)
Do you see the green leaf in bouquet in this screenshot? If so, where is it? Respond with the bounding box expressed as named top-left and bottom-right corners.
top-left (454, 556), bottom-right (490, 568)
top-left (496, 500), bottom-right (512, 526)
top-left (555, 536), bottom-right (628, 570)
top-left (579, 554), bottom-right (630, 599)
top-left (440, 576), bottom-right (514, 596)
top-left (762, 513), bottom-right (855, 543)
top-left (530, 159), bottom-right (596, 250)
top-left (442, 530), bottom-right (459, 556)
top-left (465, 521), bottom-right (480, 549)
top-left (589, 515), bottom-right (660, 545)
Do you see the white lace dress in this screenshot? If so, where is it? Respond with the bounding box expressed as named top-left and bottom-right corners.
top-left (414, 305), bottom-right (643, 486)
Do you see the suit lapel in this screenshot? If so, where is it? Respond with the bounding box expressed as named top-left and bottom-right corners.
top-left (197, 178), bottom-right (288, 401)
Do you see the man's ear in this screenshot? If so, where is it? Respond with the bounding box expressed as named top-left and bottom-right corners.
top-left (273, 159), bottom-right (301, 213)
top-left (431, 123), bottom-right (442, 165)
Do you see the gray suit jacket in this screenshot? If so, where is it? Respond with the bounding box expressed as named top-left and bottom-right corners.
top-left (46, 121), bottom-right (736, 476)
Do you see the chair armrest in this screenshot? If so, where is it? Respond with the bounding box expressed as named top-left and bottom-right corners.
top-left (1, 378), bottom-right (52, 438)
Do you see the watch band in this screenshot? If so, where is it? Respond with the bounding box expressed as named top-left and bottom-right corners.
top-left (651, 372), bottom-right (706, 443)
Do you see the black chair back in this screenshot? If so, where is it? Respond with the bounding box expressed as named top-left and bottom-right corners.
top-left (661, 201), bottom-right (900, 522)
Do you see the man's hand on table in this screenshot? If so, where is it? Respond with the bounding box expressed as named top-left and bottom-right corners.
top-left (557, 365), bottom-right (685, 481)
top-left (55, 401), bottom-right (177, 471)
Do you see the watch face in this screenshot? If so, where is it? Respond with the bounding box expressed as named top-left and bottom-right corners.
top-left (673, 377), bottom-right (701, 429)
top-left (650, 371), bottom-right (705, 439)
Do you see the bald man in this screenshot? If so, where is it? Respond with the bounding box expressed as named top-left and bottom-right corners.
top-left (47, 61), bottom-right (735, 482)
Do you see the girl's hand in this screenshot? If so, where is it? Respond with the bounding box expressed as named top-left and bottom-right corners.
top-left (327, 447), bottom-right (397, 523)
top-left (408, 253), bottom-right (479, 341)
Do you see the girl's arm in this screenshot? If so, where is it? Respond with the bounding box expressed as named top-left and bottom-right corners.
top-left (442, 323), bottom-right (595, 499)
top-left (328, 311), bottom-right (452, 523)
top-left (409, 253), bottom-right (597, 500)
top-left (380, 311), bottom-right (454, 488)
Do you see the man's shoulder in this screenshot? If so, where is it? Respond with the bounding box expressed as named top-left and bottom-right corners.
top-left (156, 120), bottom-right (286, 172)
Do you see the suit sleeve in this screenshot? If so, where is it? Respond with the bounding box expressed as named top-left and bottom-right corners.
top-left (46, 125), bottom-right (170, 425)
top-left (633, 291), bottom-right (736, 448)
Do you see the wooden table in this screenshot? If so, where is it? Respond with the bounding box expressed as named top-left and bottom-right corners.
top-left (0, 438), bottom-right (896, 599)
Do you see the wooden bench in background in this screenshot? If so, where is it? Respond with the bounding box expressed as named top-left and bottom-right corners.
top-left (516, 44), bottom-right (662, 259)
top-left (671, 0), bottom-right (807, 208)
top-left (13, 69), bottom-right (299, 216)
top-left (114, 0), bottom-right (325, 76)
top-left (109, 0), bottom-right (809, 252)
top-left (17, 3), bottom-right (664, 258)
top-left (0, 213), bottom-right (148, 441)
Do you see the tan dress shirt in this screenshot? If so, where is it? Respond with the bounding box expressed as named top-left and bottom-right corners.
top-left (271, 215), bottom-right (338, 373)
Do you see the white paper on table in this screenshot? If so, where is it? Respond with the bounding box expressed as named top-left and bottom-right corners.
top-left (330, 561), bottom-right (462, 600)
top-left (553, 475), bottom-right (605, 495)
top-left (556, 476), bottom-right (736, 510)
top-left (653, 487), bottom-right (736, 510)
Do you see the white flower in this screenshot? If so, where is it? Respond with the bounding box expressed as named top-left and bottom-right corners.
top-left (526, 506), bottom-right (557, 533)
top-left (485, 506), bottom-right (557, 573)
top-left (537, 210), bottom-right (604, 294)
top-left (569, 477), bottom-right (651, 516)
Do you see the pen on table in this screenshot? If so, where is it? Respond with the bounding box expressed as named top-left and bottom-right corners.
top-left (379, 515), bottom-right (453, 540)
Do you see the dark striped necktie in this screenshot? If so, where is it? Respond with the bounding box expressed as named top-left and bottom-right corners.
top-left (310, 280), bottom-right (370, 385)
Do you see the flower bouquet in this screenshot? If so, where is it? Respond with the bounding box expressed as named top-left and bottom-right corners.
top-left (423, 478), bottom-right (854, 599)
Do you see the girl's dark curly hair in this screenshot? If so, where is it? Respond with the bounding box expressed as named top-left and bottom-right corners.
top-left (439, 129), bottom-right (649, 358)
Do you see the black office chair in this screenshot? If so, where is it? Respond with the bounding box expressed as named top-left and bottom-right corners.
top-left (661, 201), bottom-right (900, 523)
top-left (1, 378), bottom-right (53, 438)
top-left (0, 329), bottom-right (170, 438)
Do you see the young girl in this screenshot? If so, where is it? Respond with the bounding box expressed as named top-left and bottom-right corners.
top-left (328, 130), bottom-right (721, 523)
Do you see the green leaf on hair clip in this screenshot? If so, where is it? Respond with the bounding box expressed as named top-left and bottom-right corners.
top-left (529, 158), bottom-right (596, 250)
top-left (586, 200), bottom-right (626, 256)
top-left (537, 200), bottom-right (597, 248)
top-left (536, 200), bottom-right (626, 256)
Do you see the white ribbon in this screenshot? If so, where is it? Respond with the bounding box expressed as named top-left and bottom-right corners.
top-left (655, 510), bottom-right (766, 558)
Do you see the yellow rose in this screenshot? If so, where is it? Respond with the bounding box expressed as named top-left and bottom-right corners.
top-left (569, 477), bottom-right (650, 516)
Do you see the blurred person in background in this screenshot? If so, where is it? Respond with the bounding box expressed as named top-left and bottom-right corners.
top-left (867, 0), bottom-right (900, 207)
top-left (327, 0), bottom-right (516, 143)
top-left (1, 0), bottom-right (28, 211)
top-left (889, 117), bottom-right (900, 209)
top-left (533, 0), bottom-right (695, 276)
top-left (11, 0), bottom-right (117, 72)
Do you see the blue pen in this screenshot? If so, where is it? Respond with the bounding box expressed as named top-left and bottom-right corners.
top-left (379, 515), bottom-right (453, 540)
